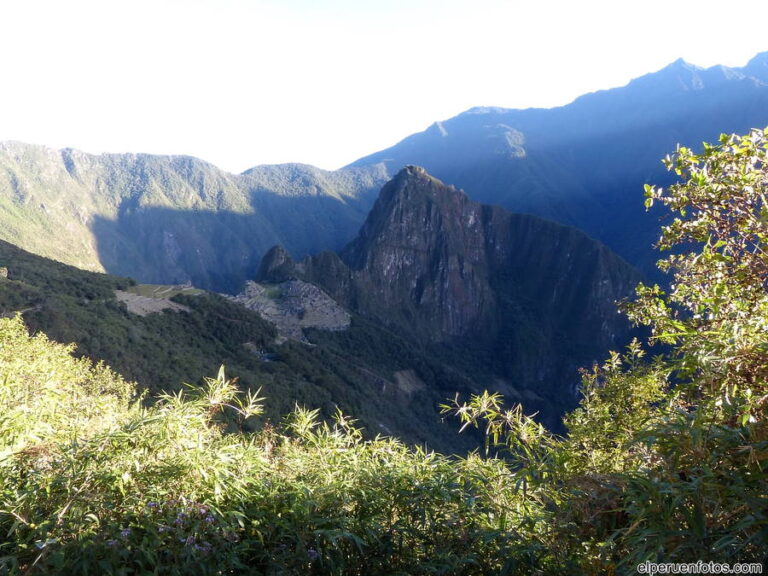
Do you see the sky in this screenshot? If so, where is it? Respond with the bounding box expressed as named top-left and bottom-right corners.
top-left (1, 0), bottom-right (767, 173)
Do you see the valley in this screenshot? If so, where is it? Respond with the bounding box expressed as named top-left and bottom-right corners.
top-left (0, 163), bottom-right (637, 445)
top-left (2, 55), bottom-right (768, 442)
top-left (1, 50), bottom-right (767, 573)
top-left (1, 55), bottom-right (768, 294)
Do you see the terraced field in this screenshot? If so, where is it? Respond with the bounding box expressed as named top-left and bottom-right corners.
top-left (116, 284), bottom-right (204, 316)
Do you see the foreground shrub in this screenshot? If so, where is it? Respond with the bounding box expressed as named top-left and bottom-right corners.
top-left (444, 129), bottom-right (768, 572)
top-left (1, 315), bottom-right (546, 575)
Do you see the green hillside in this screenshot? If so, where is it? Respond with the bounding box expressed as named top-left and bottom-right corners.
top-left (0, 239), bottom-right (478, 453)
top-left (0, 143), bottom-right (386, 292)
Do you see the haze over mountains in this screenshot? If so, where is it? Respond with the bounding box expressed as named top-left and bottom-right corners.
top-left (350, 52), bottom-right (768, 272)
top-left (2, 54), bottom-right (768, 289)
top-left (0, 144), bottom-right (388, 292)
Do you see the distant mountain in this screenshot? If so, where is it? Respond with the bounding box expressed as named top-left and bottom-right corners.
top-left (0, 142), bottom-right (387, 292)
top-left (2, 54), bottom-right (767, 292)
top-left (348, 53), bottom-right (768, 273)
top-left (257, 167), bottom-right (640, 424)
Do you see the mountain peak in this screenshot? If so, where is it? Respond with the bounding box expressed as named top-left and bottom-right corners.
top-left (624, 57), bottom-right (711, 92)
top-left (394, 164), bottom-right (438, 184)
top-left (666, 57), bottom-right (697, 70)
top-left (398, 164), bottom-right (428, 179)
top-left (255, 245), bottom-right (298, 283)
top-left (389, 165), bottom-right (456, 195)
top-left (341, 166), bottom-right (459, 271)
top-left (745, 51), bottom-right (768, 67)
top-left (743, 51), bottom-right (768, 82)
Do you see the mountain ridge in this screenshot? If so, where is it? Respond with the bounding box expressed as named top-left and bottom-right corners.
top-left (0, 141), bottom-right (388, 291)
top-left (2, 53), bottom-right (768, 291)
top-left (346, 54), bottom-right (768, 275)
top-left (255, 166), bottom-right (640, 424)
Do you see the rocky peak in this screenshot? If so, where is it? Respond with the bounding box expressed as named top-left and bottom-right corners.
top-left (627, 57), bottom-right (711, 93)
top-left (337, 166), bottom-right (491, 339)
top-left (342, 166), bottom-right (470, 264)
top-left (253, 167), bottom-right (640, 407)
top-left (257, 245), bottom-right (299, 282)
top-left (267, 167), bottom-right (638, 345)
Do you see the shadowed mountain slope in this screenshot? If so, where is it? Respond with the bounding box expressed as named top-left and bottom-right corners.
top-left (258, 167), bottom-right (641, 425)
top-left (0, 236), bottom-right (490, 452)
top-left (2, 55), bottom-right (768, 289)
top-left (348, 54), bottom-right (768, 273)
top-left (0, 143), bottom-right (387, 291)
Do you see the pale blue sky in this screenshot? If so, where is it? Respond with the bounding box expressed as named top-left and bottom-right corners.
top-left (1, 0), bottom-right (766, 172)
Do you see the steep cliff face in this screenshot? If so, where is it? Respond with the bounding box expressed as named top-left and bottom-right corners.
top-left (259, 167), bottom-right (641, 403)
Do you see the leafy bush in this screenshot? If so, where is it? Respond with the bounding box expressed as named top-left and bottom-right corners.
top-left (444, 128), bottom-right (768, 572)
top-left (0, 315), bottom-right (527, 574)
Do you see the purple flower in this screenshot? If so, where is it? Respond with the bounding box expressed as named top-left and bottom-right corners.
top-left (120, 528), bottom-right (131, 539)
top-left (307, 548), bottom-right (320, 562)
top-left (185, 535), bottom-right (196, 546)
top-left (204, 515), bottom-right (215, 524)
top-left (147, 501), bottom-right (159, 509)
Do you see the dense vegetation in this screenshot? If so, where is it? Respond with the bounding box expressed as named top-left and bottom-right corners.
top-left (2, 129), bottom-right (768, 574)
top-left (0, 238), bottom-right (478, 453)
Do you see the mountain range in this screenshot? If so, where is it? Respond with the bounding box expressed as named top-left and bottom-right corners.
top-left (349, 53), bottom-right (768, 272)
top-left (2, 53), bottom-right (768, 444)
top-left (0, 164), bottom-right (638, 443)
top-left (0, 144), bottom-right (388, 292)
top-left (2, 54), bottom-right (768, 288)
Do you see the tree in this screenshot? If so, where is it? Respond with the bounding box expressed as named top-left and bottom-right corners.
top-left (633, 127), bottom-right (768, 411)
top-left (445, 128), bottom-right (768, 570)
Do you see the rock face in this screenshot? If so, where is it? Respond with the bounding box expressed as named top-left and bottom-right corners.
top-left (258, 167), bottom-right (641, 398)
top-left (348, 55), bottom-right (768, 275)
top-left (338, 166), bottom-right (494, 339)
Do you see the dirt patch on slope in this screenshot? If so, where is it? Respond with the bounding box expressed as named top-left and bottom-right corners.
top-left (115, 290), bottom-right (191, 316)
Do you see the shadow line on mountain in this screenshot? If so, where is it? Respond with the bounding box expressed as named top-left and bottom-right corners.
top-left (89, 191), bottom-right (377, 293)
